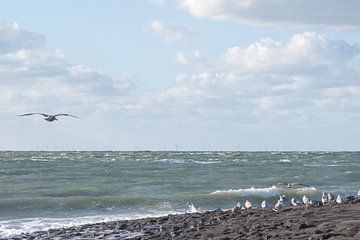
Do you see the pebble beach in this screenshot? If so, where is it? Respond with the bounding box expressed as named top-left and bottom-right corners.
top-left (8, 198), bottom-right (360, 240)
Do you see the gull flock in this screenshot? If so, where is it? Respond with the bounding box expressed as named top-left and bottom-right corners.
top-left (230, 189), bottom-right (360, 214)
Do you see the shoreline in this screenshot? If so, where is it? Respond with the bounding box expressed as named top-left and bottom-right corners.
top-left (7, 198), bottom-right (360, 240)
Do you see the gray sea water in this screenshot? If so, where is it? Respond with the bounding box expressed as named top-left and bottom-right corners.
top-left (0, 151), bottom-right (359, 237)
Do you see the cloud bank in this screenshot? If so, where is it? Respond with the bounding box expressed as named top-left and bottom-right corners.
top-left (137, 32), bottom-right (360, 127)
top-left (178, 0), bottom-right (360, 28)
top-left (0, 22), bottom-right (136, 114)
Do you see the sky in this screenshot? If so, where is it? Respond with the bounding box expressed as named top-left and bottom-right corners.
top-left (1, 0), bottom-right (360, 151)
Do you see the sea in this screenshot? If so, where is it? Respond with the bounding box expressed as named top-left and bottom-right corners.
top-left (0, 151), bottom-right (359, 238)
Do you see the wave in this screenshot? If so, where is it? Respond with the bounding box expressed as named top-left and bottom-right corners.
top-left (156, 159), bottom-right (219, 165)
top-left (304, 164), bottom-right (360, 167)
top-left (210, 186), bottom-right (317, 197)
top-left (0, 211), bottom-right (182, 238)
top-left (210, 186), bottom-right (280, 197)
top-left (279, 159), bottom-right (291, 163)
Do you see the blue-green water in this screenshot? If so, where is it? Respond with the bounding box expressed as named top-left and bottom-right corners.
top-left (0, 151), bottom-right (359, 237)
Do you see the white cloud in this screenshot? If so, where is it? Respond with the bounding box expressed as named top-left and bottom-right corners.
top-left (0, 22), bottom-right (136, 113)
top-left (0, 21), bottom-right (45, 53)
top-left (173, 50), bottom-right (206, 68)
top-left (178, 0), bottom-right (360, 29)
top-left (218, 32), bottom-right (359, 75)
top-left (149, 0), bottom-right (167, 8)
top-left (136, 32), bottom-right (360, 126)
top-left (144, 20), bottom-right (191, 43)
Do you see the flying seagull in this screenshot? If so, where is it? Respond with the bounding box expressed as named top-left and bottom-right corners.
top-left (18, 113), bottom-right (79, 122)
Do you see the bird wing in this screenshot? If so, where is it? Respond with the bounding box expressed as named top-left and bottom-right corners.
top-left (53, 113), bottom-right (80, 118)
top-left (18, 113), bottom-right (49, 117)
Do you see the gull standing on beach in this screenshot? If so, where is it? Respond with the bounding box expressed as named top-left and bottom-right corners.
top-left (231, 202), bottom-right (241, 214)
top-left (244, 200), bottom-right (252, 209)
top-left (273, 199), bottom-right (283, 212)
top-left (291, 198), bottom-right (298, 206)
top-left (336, 195), bottom-right (342, 204)
top-left (273, 195), bottom-right (285, 211)
top-left (18, 113), bottom-right (79, 122)
top-left (303, 195), bottom-right (311, 206)
top-left (261, 200), bottom-right (267, 209)
top-left (327, 192), bottom-right (335, 202)
top-left (321, 192), bottom-right (328, 205)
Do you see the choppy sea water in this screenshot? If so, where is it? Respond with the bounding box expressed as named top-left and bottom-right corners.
top-left (0, 151), bottom-right (359, 237)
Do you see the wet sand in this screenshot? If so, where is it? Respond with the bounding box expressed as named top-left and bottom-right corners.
top-left (8, 198), bottom-right (360, 239)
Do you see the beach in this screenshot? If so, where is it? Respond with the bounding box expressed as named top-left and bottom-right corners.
top-left (8, 198), bottom-right (360, 239)
top-left (1, 151), bottom-right (360, 238)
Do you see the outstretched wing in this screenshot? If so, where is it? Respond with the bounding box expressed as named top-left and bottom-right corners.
top-left (53, 113), bottom-right (80, 118)
top-left (18, 113), bottom-right (49, 117)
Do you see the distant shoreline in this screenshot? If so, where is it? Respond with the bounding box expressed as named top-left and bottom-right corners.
top-left (2, 150), bottom-right (360, 152)
top-left (10, 198), bottom-right (360, 239)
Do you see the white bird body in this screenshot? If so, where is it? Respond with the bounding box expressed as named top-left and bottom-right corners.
top-left (291, 198), bottom-right (298, 206)
top-left (275, 199), bottom-right (283, 208)
top-left (303, 195), bottom-right (310, 206)
top-left (336, 195), bottom-right (342, 204)
top-left (244, 200), bottom-right (252, 209)
top-left (261, 200), bottom-right (267, 209)
top-left (272, 199), bottom-right (283, 212)
top-left (327, 192), bottom-right (335, 202)
top-left (231, 202), bottom-right (241, 214)
top-left (321, 192), bottom-right (328, 205)
top-left (18, 113), bottom-right (79, 122)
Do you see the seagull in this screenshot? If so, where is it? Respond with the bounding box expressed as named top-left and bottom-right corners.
top-left (336, 194), bottom-right (342, 204)
top-left (231, 202), bottom-right (241, 214)
top-left (18, 113), bottom-right (79, 122)
top-left (303, 195), bottom-right (311, 206)
top-left (321, 192), bottom-right (328, 205)
top-left (273, 199), bottom-right (284, 212)
top-left (244, 200), bottom-right (252, 210)
top-left (291, 198), bottom-right (298, 206)
top-left (327, 192), bottom-right (335, 202)
top-left (261, 200), bottom-right (267, 209)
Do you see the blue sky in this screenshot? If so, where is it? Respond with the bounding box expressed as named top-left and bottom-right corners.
top-left (1, 0), bottom-right (360, 150)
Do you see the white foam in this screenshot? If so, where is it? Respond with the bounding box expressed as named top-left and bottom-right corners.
top-left (186, 203), bottom-right (199, 213)
top-left (156, 159), bottom-right (219, 165)
top-left (292, 186), bottom-right (317, 193)
top-left (210, 186), bottom-right (317, 197)
top-left (0, 211), bottom-right (182, 238)
top-left (279, 159), bottom-right (291, 163)
top-left (304, 164), bottom-right (360, 167)
top-left (210, 186), bottom-right (280, 197)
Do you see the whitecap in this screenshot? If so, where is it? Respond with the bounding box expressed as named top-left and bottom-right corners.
top-left (156, 159), bottom-right (219, 165)
top-left (279, 159), bottom-right (291, 163)
top-left (210, 186), bottom-right (280, 197)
